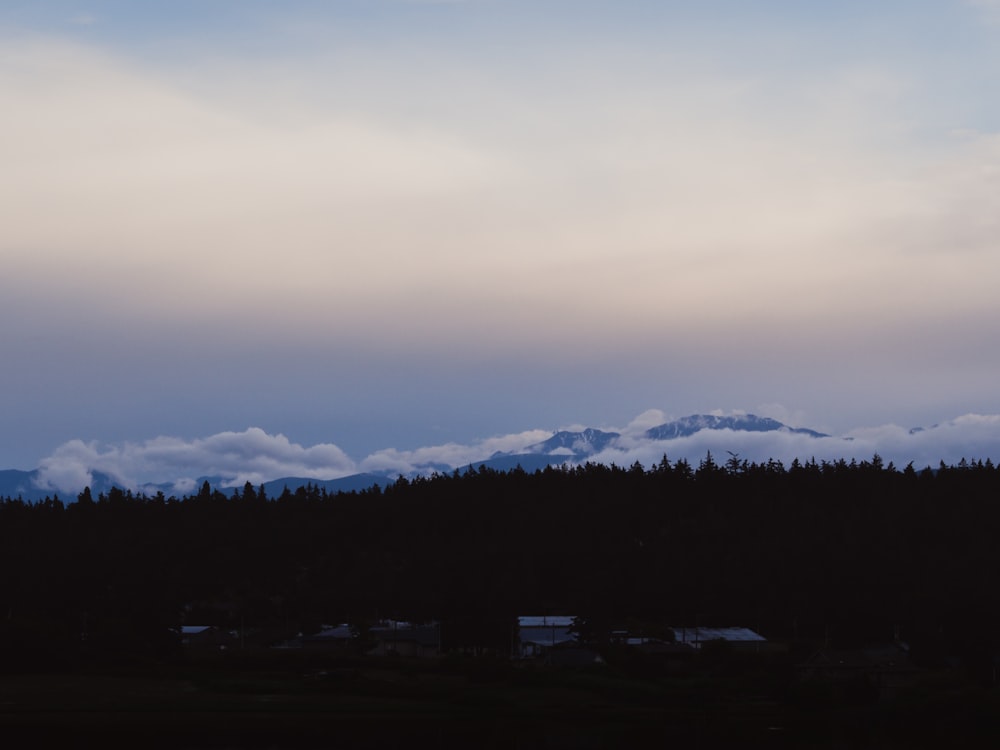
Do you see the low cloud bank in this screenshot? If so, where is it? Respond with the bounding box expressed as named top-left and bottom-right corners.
top-left (29, 414), bottom-right (1000, 495)
top-left (587, 414), bottom-right (1000, 472)
top-left (400, 413), bottom-right (1000, 475)
top-left (33, 428), bottom-right (357, 495)
top-left (359, 430), bottom-right (552, 475)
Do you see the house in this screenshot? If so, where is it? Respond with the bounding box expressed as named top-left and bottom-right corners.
top-left (301, 623), bottom-right (355, 650)
top-left (175, 625), bottom-right (235, 649)
top-left (517, 615), bottom-right (577, 659)
top-left (669, 626), bottom-right (771, 652)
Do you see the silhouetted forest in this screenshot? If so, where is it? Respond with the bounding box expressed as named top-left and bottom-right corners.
top-left (2, 454), bottom-right (999, 668)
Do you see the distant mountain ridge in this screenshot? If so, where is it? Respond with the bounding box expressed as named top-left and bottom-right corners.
top-left (0, 468), bottom-right (393, 503)
top-left (0, 469), bottom-right (126, 503)
top-left (644, 413), bottom-right (828, 441)
top-left (524, 428), bottom-right (621, 458)
top-left (2, 413), bottom-right (832, 502)
top-left (501, 414), bottom-right (827, 461)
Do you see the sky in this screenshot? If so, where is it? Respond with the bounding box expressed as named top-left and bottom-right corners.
top-left (2, 1), bottom-right (1000, 488)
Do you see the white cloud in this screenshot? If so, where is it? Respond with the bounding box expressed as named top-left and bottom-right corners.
top-left (360, 429), bottom-right (551, 475)
top-left (582, 413), bottom-right (1000, 472)
top-left (753, 404), bottom-right (812, 431)
top-left (843, 414), bottom-right (1000, 467)
top-left (620, 410), bottom-right (669, 437)
top-left (34, 441), bottom-right (99, 493)
top-left (33, 428), bottom-right (357, 494)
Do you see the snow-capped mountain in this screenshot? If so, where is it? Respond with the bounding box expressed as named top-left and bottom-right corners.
top-left (494, 415), bottom-right (827, 463)
top-left (645, 414), bottom-right (828, 441)
top-left (524, 428), bottom-right (621, 459)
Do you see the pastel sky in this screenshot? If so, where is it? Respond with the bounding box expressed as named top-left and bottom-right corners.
top-left (3, 1), bottom-right (1000, 481)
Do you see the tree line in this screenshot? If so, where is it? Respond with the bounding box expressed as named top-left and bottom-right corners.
top-left (1, 454), bottom-right (999, 666)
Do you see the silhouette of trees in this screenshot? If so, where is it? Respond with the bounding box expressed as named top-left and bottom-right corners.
top-left (2, 455), bottom-right (1000, 664)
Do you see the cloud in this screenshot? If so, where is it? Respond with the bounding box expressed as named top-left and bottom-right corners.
top-left (33, 428), bottom-right (357, 494)
top-left (34, 441), bottom-right (99, 494)
top-left (753, 403), bottom-right (810, 431)
top-left (0, 36), bottom-right (513, 318)
top-left (360, 429), bottom-right (552, 474)
top-left (582, 413), bottom-right (1000, 472)
top-left (25, 411), bottom-right (1000, 497)
top-left (620, 410), bottom-right (669, 437)
top-left (4, 25), bottom-right (999, 363)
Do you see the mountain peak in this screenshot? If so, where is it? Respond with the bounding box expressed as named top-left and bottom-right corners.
top-left (645, 414), bottom-right (828, 440)
top-left (525, 428), bottom-right (621, 459)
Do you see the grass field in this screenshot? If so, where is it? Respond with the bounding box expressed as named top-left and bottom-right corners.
top-left (1, 653), bottom-right (998, 748)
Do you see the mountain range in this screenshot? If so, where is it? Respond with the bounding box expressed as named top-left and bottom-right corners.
top-left (643, 413), bottom-right (827, 441)
top-left (3, 413), bottom-right (834, 502)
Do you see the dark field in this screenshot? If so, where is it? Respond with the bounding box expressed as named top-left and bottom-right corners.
top-left (2, 651), bottom-right (999, 749)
